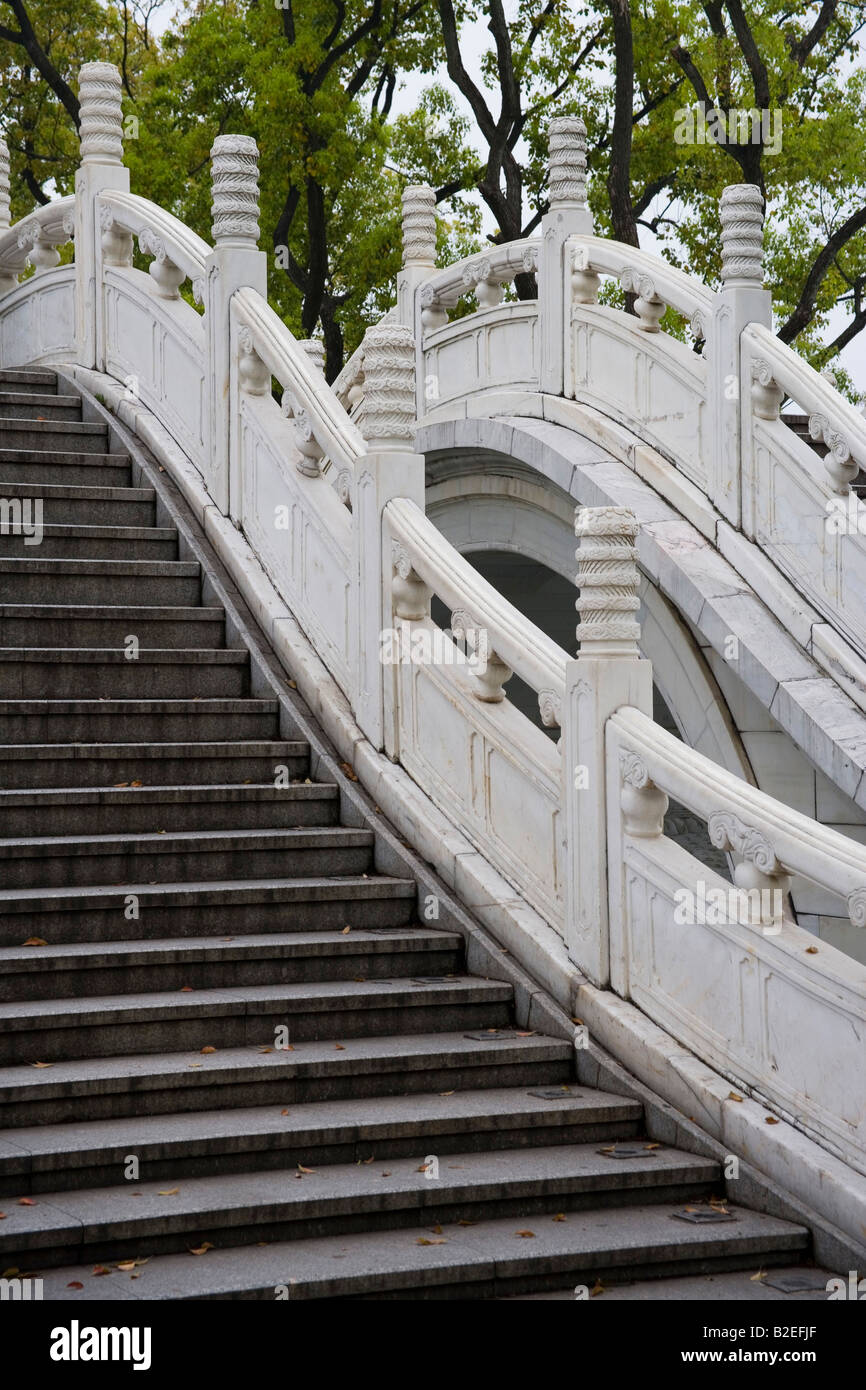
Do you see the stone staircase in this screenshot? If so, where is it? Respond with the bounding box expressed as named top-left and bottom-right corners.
top-left (0, 370), bottom-right (815, 1298)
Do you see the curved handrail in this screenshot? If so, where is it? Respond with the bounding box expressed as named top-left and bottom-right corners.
top-left (612, 703), bottom-right (866, 919)
top-left (420, 237), bottom-right (539, 310)
top-left (0, 195), bottom-right (75, 274)
top-left (99, 190), bottom-right (210, 288)
top-left (386, 494), bottom-right (567, 700)
top-left (571, 234), bottom-right (714, 332)
top-left (233, 286), bottom-right (364, 473)
top-left (744, 321), bottom-right (866, 490)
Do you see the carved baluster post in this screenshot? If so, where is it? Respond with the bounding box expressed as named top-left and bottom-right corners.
top-left (540, 116), bottom-right (593, 396)
top-left (399, 184), bottom-right (437, 419)
top-left (208, 135), bottom-right (267, 518)
top-left (708, 183), bottom-right (772, 532)
top-left (562, 507), bottom-right (653, 987)
top-left (0, 138), bottom-right (16, 296)
top-left (352, 324), bottom-right (425, 752)
top-left (75, 62), bottom-right (130, 369)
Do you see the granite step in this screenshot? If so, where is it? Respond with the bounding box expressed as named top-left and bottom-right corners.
top-left (0, 976), bottom-right (514, 1064)
top-left (0, 875), bottom-right (416, 946)
top-left (0, 1030), bottom-right (572, 1126)
top-left (0, 1086), bottom-right (643, 1193)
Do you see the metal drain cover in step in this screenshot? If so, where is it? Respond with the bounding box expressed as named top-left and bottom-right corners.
top-left (762, 1271), bottom-right (829, 1293)
top-left (410, 976), bottom-right (458, 984)
top-left (597, 1144), bottom-right (661, 1158)
top-left (671, 1206), bottom-right (738, 1224)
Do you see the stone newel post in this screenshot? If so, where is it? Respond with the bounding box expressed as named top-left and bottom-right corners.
top-left (398, 184), bottom-right (436, 418)
top-left (540, 116), bottom-right (593, 395)
top-left (562, 506), bottom-right (653, 986)
top-left (75, 62), bottom-right (130, 369)
top-left (708, 182), bottom-right (771, 529)
top-left (209, 134), bottom-right (267, 517)
top-left (352, 323), bottom-right (425, 751)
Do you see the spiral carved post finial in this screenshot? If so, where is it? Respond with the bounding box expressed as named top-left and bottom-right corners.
top-left (78, 62), bottom-right (124, 165)
top-left (211, 135), bottom-right (260, 247)
top-left (402, 185), bottom-right (436, 267)
top-left (357, 323), bottom-right (416, 448)
top-left (575, 506), bottom-right (641, 657)
top-left (720, 183), bottom-right (764, 286)
top-left (548, 116), bottom-right (588, 207)
top-left (0, 138), bottom-right (9, 230)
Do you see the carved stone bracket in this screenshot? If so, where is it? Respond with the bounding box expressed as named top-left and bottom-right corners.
top-left (419, 280), bottom-right (448, 332)
top-left (708, 811), bottom-right (782, 875)
top-left (538, 689), bottom-right (562, 729)
top-left (237, 324), bottom-right (270, 395)
top-left (138, 227), bottom-right (184, 298)
top-left (620, 266), bottom-right (665, 332)
top-left (99, 204), bottom-right (133, 267)
top-left (808, 412), bottom-right (859, 493)
top-left (750, 358), bottom-right (783, 421)
top-left (571, 244), bottom-right (600, 305)
top-left (619, 750), bottom-right (668, 836)
top-left (391, 540), bottom-right (429, 620)
top-left (846, 887), bottom-right (866, 929)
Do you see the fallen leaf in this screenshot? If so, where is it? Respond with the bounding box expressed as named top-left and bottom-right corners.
top-left (200, 1046), bottom-right (217, 1054)
top-left (259, 1047), bottom-right (273, 1054)
top-left (92, 1266), bottom-right (111, 1277)
top-left (188, 1063), bottom-right (203, 1069)
top-left (31, 1062), bottom-right (52, 1069)
top-left (280, 1109), bottom-right (290, 1117)
top-left (188, 1243), bottom-right (213, 1256)
top-left (130, 780), bottom-right (143, 787)
top-left (22, 937), bottom-right (47, 947)
top-left (439, 1090), bottom-right (455, 1097)
top-left (728, 1092), bottom-right (744, 1102)
top-left (430, 1224), bottom-right (443, 1234)
top-left (116, 1262), bottom-right (136, 1272)
top-left (158, 1188), bottom-right (180, 1197)
top-left (590, 1280), bottom-right (605, 1297)
top-left (0, 1214), bottom-right (5, 1220)
top-left (381, 1172), bottom-right (391, 1177)
top-left (288, 679), bottom-right (297, 689)
top-left (515, 1031), bottom-right (535, 1037)
top-left (341, 926), bottom-right (351, 935)
top-left (765, 1116), bottom-right (779, 1125)
top-left (457, 1220), bottom-right (476, 1227)
top-left (553, 1213), bottom-right (567, 1222)
top-left (416, 1238), bottom-right (446, 1246)
top-left (297, 1164), bottom-right (315, 1174)
top-left (515, 1229), bottom-right (535, 1238)
top-left (114, 782), bottom-right (129, 788)
top-left (180, 986), bottom-right (193, 993)
top-left (18, 1197), bottom-right (35, 1206)
top-left (805, 946), bottom-right (818, 954)
top-left (644, 1142), bottom-right (660, 1150)
top-left (750, 1269), bottom-right (766, 1283)
top-left (334, 1043), bottom-right (345, 1051)
top-left (1, 1268), bottom-right (19, 1278)
top-left (67, 1281), bottom-right (84, 1289)
top-left (339, 762), bottom-right (359, 782)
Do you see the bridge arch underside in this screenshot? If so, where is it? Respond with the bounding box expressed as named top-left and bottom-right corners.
top-left (422, 438), bottom-right (866, 966)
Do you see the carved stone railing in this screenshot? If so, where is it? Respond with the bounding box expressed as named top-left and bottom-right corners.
top-left (607, 701), bottom-right (866, 1175)
top-left (383, 491), bottom-right (567, 929)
